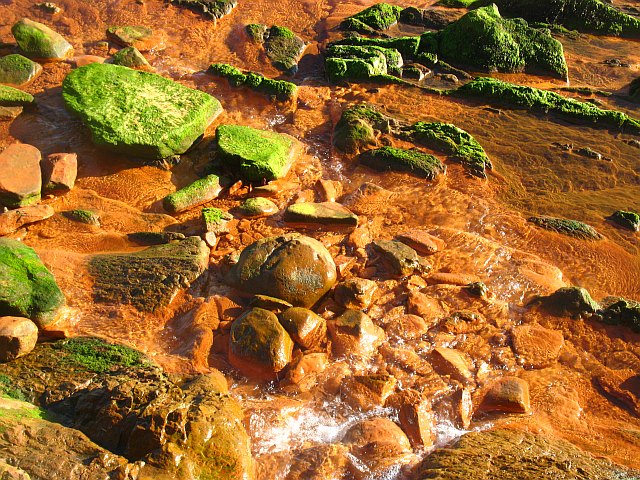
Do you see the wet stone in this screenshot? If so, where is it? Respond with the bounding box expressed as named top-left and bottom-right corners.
top-left (610, 210), bottom-right (640, 231)
top-left (262, 26), bottom-right (307, 75)
top-left (528, 215), bottom-right (602, 240)
top-left (284, 201), bottom-right (358, 226)
top-left (388, 389), bottom-right (436, 448)
top-left (249, 294), bottom-right (293, 312)
top-left (360, 147), bottom-right (446, 180)
top-left (238, 196), bottom-right (278, 217)
top-left (278, 307), bottom-right (327, 349)
top-left (396, 230), bottom-right (445, 255)
top-left (12, 18), bottom-right (73, 60)
top-left (536, 286), bottom-right (599, 317)
top-left (385, 314), bottom-right (430, 341)
top-left (0, 316), bottom-right (38, 362)
top-left (108, 46), bottom-right (152, 70)
top-left (202, 207), bottom-right (232, 234)
top-left (0, 54), bottom-right (42, 87)
top-left (430, 347), bottom-right (475, 386)
top-left (285, 444), bottom-right (349, 480)
top-left (169, 0), bottom-right (238, 20)
top-left (0, 143), bottom-right (41, 209)
top-left (163, 174), bottom-right (222, 213)
top-left (126, 231), bottom-right (185, 245)
top-left (334, 277), bottom-right (377, 309)
top-left (372, 239), bottom-right (429, 276)
top-left (0, 204), bottom-right (54, 236)
top-left (328, 309), bottom-right (385, 358)
top-left (475, 376), bottom-right (531, 416)
top-left (511, 324), bottom-right (564, 369)
top-left (341, 374), bottom-right (397, 411)
top-left (62, 209), bottom-right (100, 226)
top-left (106, 25), bottom-right (161, 51)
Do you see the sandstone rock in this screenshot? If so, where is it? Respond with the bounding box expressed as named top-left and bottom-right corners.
top-left (0, 316), bottom-right (38, 362)
top-left (163, 174), bottom-right (222, 213)
top-left (229, 307), bottom-right (294, 378)
top-left (427, 272), bottom-right (481, 286)
top-left (407, 290), bottom-right (446, 326)
top-left (536, 286), bottom-right (599, 317)
top-left (396, 230), bottom-right (446, 255)
top-left (0, 143), bottom-right (41, 208)
top-left (316, 179), bottom-right (342, 202)
top-left (373, 239), bottom-right (429, 276)
top-left (12, 18), bottom-right (73, 60)
top-left (109, 46), bottom-right (152, 70)
top-left (0, 54), bottom-right (42, 87)
top-left (278, 307), bottom-right (327, 349)
top-left (430, 347), bottom-right (475, 386)
top-left (106, 25), bottom-right (163, 51)
top-left (41, 153), bottom-right (77, 193)
top-left (239, 197), bottom-right (279, 217)
top-left (385, 314), bottom-right (430, 341)
top-left (341, 374), bottom-right (397, 410)
top-left (284, 201), bottom-right (358, 226)
top-left (327, 309), bottom-right (385, 358)
top-left (0, 204), bottom-right (54, 236)
top-left (388, 389), bottom-right (436, 448)
top-left (334, 277), bottom-right (377, 309)
top-left (511, 324), bottom-right (564, 369)
top-left (226, 234), bottom-right (337, 308)
top-left (475, 376), bottom-right (530, 416)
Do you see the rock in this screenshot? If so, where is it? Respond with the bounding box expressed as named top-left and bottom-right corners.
top-left (599, 296), bottom-right (640, 332)
top-left (216, 124), bottom-right (298, 182)
top-left (0, 85), bottom-right (34, 106)
top-left (286, 444), bottom-right (349, 480)
top-left (126, 231), bottom-right (185, 245)
top-left (341, 3), bottom-right (403, 31)
top-left (63, 63), bottom-right (222, 160)
top-left (465, 281), bottom-right (488, 297)
top-left (0, 239), bottom-right (64, 327)
top-left (163, 174), bottom-right (222, 213)
top-left (536, 286), bottom-right (599, 317)
top-left (35, 2), bottom-right (62, 14)
top-left (226, 234), bottom-right (337, 307)
top-left (261, 26), bottom-right (307, 75)
top-left (11, 18), bottom-right (73, 60)
top-left (0, 54), bottom-right (42, 87)
top-left (334, 278), bottom-right (377, 309)
top-left (475, 376), bottom-right (530, 416)
top-left (511, 324), bottom-right (564, 368)
top-left (389, 389), bottom-right (436, 448)
top-left (109, 46), bottom-right (152, 70)
top-left (372, 239), bottom-right (429, 276)
top-left (402, 63), bottom-right (431, 81)
top-left (528, 215), bottom-right (602, 240)
top-left (62, 209), bottom-right (100, 225)
top-left (360, 146), bottom-right (446, 180)
top-left (453, 387), bottom-right (473, 429)
top-left (385, 314), bottom-right (430, 341)
top-left (246, 23), bottom-right (268, 42)
top-left (284, 202), bottom-right (358, 226)
top-left (430, 347), bottom-right (475, 386)
top-left (315, 179), bottom-right (342, 203)
top-left (327, 309), bottom-right (385, 358)
top-left (202, 207), bottom-right (232, 234)
top-left (229, 307), bottom-right (294, 377)
top-left (610, 210), bottom-right (639, 231)
top-left (0, 316), bottom-right (38, 362)
top-left (278, 307), bottom-right (327, 349)
top-left (286, 351), bottom-right (329, 389)
top-left (0, 143), bottom-right (41, 208)
top-left (407, 290), bottom-right (446, 326)
top-left (333, 104), bottom-right (391, 154)
top-left (427, 272), bottom-right (481, 286)
top-left (0, 204), bottom-right (54, 236)
top-left (249, 294), bottom-right (293, 312)
top-left (41, 153), bottom-right (77, 193)
top-left (411, 428), bottom-right (637, 479)
top-left (0, 105), bottom-right (24, 119)
top-left (341, 374), bottom-right (397, 410)
top-left (239, 197), bottom-right (278, 217)
top-left (67, 54), bottom-right (105, 67)
top-left (169, 0), bottom-right (237, 20)
top-left (89, 236), bottom-right (209, 311)
top-left (396, 230), bottom-right (445, 255)
top-left (325, 44), bottom-right (403, 83)
top-left (439, 311), bottom-right (485, 334)
top-left (595, 370), bottom-right (640, 417)
top-left (209, 63), bottom-right (297, 102)
top-left (106, 25), bottom-right (162, 51)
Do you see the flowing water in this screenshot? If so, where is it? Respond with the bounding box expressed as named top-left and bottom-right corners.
top-left (1, 0), bottom-right (640, 478)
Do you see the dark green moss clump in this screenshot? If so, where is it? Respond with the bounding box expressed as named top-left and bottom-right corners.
top-left (599, 297), bottom-right (640, 332)
top-left (528, 215), bottom-right (602, 240)
top-left (168, 0), bottom-right (237, 20)
top-left (360, 147), bottom-right (446, 180)
top-left (63, 209), bottom-right (100, 225)
top-left (341, 3), bottom-right (403, 31)
top-left (209, 63), bottom-right (297, 102)
top-left (400, 122), bottom-right (492, 178)
top-left (162, 174), bottom-right (222, 213)
top-left (0, 85), bottom-right (34, 106)
top-left (57, 337), bottom-right (147, 373)
top-left (455, 77), bottom-right (640, 133)
top-left (334, 104), bottom-right (392, 153)
top-left (246, 23), bottom-right (268, 42)
top-left (0, 374), bottom-right (27, 401)
top-left (609, 210), bottom-right (640, 231)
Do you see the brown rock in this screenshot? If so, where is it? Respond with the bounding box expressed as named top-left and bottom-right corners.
top-left (396, 230), bottom-right (445, 255)
top-left (327, 309), bottom-right (385, 359)
top-left (0, 204), bottom-right (54, 236)
top-left (439, 310), bottom-right (485, 335)
top-left (315, 179), bottom-right (342, 202)
top-left (427, 272), bottom-right (481, 286)
top-left (0, 144), bottom-right (41, 208)
top-left (453, 387), bottom-right (473, 429)
top-left (475, 376), bottom-right (531, 416)
top-left (347, 226), bottom-right (370, 250)
top-left (511, 324), bottom-right (564, 369)
top-left (278, 307), bottom-right (327, 349)
top-left (286, 352), bottom-right (328, 389)
top-left (0, 106), bottom-right (23, 119)
top-left (389, 390), bottom-right (436, 448)
top-left (334, 277), bottom-right (377, 309)
top-left (341, 374), bottom-right (397, 411)
top-left (0, 316), bottom-right (38, 362)
top-left (407, 290), bottom-right (446, 326)
top-left (430, 347), bottom-right (475, 386)
top-left (595, 370), bottom-right (640, 417)
top-left (41, 153), bottom-right (77, 193)
top-left (385, 314), bottom-right (430, 341)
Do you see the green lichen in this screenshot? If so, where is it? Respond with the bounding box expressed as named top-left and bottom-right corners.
top-left (333, 104), bottom-right (392, 153)
top-left (455, 77), bottom-right (640, 133)
top-left (609, 210), bottom-right (639, 231)
top-left (0, 85), bottom-right (34, 106)
top-left (341, 3), bottom-right (403, 31)
top-left (0, 54), bottom-right (42, 86)
top-left (63, 209), bottom-right (100, 225)
top-left (209, 63), bottom-right (297, 102)
top-left (359, 146), bottom-right (446, 180)
top-left (56, 337), bottom-right (147, 373)
top-left (163, 174), bottom-right (221, 213)
top-left (528, 215), bottom-right (602, 240)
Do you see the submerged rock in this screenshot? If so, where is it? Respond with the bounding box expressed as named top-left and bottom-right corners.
top-left (536, 286), bottom-right (599, 317)
top-left (239, 197), bottom-right (278, 217)
top-left (0, 85), bottom-right (34, 106)
top-left (334, 278), bottom-right (377, 310)
top-left (169, 0), bottom-right (238, 20)
top-left (0, 143), bottom-right (41, 208)
top-left (528, 215), bottom-right (602, 240)
top-left (11, 18), bottom-right (73, 60)
top-left (333, 104), bottom-right (392, 153)
top-left (226, 234), bottom-right (337, 307)
top-left (284, 202), bottom-right (359, 226)
top-left (63, 63), bottom-right (222, 160)
top-left (328, 309), bottom-right (385, 358)
top-left (62, 209), bottom-right (100, 225)
top-left (106, 25), bottom-right (159, 51)
top-left (360, 146), bottom-right (446, 180)
top-left (0, 54), bottom-right (42, 86)
top-left (257, 25), bottom-right (307, 75)
top-left (609, 210), bottom-right (639, 231)
top-left (0, 316), bottom-right (38, 362)
top-left (372, 239), bottom-right (429, 276)
top-left (89, 236), bottom-right (209, 311)
top-left (396, 230), bottom-right (445, 255)
top-left (126, 231), bottom-right (186, 245)
top-left (0, 238), bottom-right (65, 327)
top-left (163, 174), bottom-right (222, 213)
top-left (475, 376), bottom-right (531, 415)
top-left (209, 63), bottom-right (297, 102)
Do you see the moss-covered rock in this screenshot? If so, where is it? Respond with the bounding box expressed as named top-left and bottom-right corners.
top-left (455, 77), bottom-right (640, 133)
top-left (209, 63), bottom-right (297, 102)
top-left (109, 46), bottom-right (151, 70)
top-left (239, 197), bottom-right (278, 217)
top-left (599, 297), bottom-right (640, 332)
top-left (0, 54), bottom-right (42, 87)
top-left (202, 207), bottom-right (232, 233)
top-left (0, 238), bottom-right (65, 327)
top-left (89, 236), bottom-right (209, 311)
top-left (331, 35), bottom-right (421, 61)
top-left (472, 0), bottom-right (640, 37)
top-left (215, 124), bottom-right (297, 182)
top-left (262, 25), bottom-right (307, 74)
top-left (334, 104), bottom-right (392, 153)
top-left (62, 209), bottom-right (100, 225)
top-left (360, 147), bottom-right (446, 180)
top-left (399, 122), bottom-right (492, 178)
top-left (106, 25), bottom-right (153, 49)
top-left (284, 202), bottom-right (359, 226)
top-left (11, 18), bottom-right (73, 60)
top-left (437, 5), bottom-right (568, 78)
top-left (341, 3), bottom-right (403, 31)
top-left (0, 85), bottom-right (34, 106)
top-left (610, 210), bottom-right (639, 231)
top-left (162, 174), bottom-right (222, 213)
top-left (535, 286), bottom-right (599, 317)
top-left (168, 0), bottom-right (237, 20)
top-left (226, 233), bottom-right (337, 307)
top-left (325, 43), bottom-right (409, 83)
top-left (528, 215), bottom-right (602, 240)
top-left (63, 63), bottom-right (223, 160)
top-left (246, 23), bottom-right (268, 42)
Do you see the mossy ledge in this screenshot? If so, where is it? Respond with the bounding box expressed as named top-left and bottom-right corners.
top-left (208, 63), bottom-right (297, 102)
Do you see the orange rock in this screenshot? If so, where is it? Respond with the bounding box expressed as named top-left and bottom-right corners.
top-left (287, 352), bottom-right (328, 387)
top-left (511, 324), bottom-right (564, 369)
top-left (0, 143), bottom-right (42, 209)
top-left (475, 376), bottom-right (531, 416)
top-left (0, 316), bottom-right (38, 362)
top-left (334, 278), bottom-right (377, 309)
top-left (427, 272), bottom-right (481, 286)
top-left (407, 291), bottom-right (446, 326)
top-left (431, 347), bottom-right (475, 386)
top-left (396, 230), bottom-right (446, 255)
top-left (278, 307), bottom-right (327, 349)
top-left (327, 309), bottom-right (385, 359)
top-left (340, 374), bottom-right (397, 411)
top-left (0, 204), bottom-right (54, 236)
top-left (389, 390), bottom-right (436, 448)
top-left (385, 314), bottom-right (430, 341)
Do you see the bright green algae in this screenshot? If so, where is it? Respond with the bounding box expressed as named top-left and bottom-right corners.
top-left (0, 85), bottom-right (34, 106)
top-left (341, 3), bottom-right (403, 31)
top-left (11, 18), bottom-right (73, 60)
top-left (163, 174), bottom-right (221, 213)
top-left (333, 104), bottom-right (392, 153)
top-left (209, 63), bottom-right (297, 101)
top-left (360, 146), bottom-right (446, 180)
top-left (62, 63), bottom-right (222, 160)
top-left (0, 54), bottom-right (42, 86)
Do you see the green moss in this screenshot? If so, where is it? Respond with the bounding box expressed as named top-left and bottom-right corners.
top-left (0, 238), bottom-right (65, 326)
top-left (63, 63), bottom-right (222, 160)
top-left (599, 297), bottom-right (640, 332)
top-left (0, 54), bottom-right (42, 86)
top-left (208, 63), bottom-right (297, 102)
top-left (239, 197), bottom-right (278, 216)
top-left (169, 0), bottom-right (237, 20)
top-left (163, 174), bottom-right (221, 213)
top-left (341, 3), bottom-right (403, 31)
top-left (283, 202), bottom-right (359, 226)
top-left (11, 18), bottom-right (73, 60)
top-left (62, 209), bottom-right (100, 225)
top-left (609, 210), bottom-right (639, 231)
top-left (327, 44), bottom-right (402, 75)
top-left (528, 215), bottom-right (602, 240)
top-left (334, 104), bottom-right (391, 153)
top-left (110, 46), bottom-right (151, 69)
top-left (455, 77), bottom-right (640, 133)
top-left (56, 337), bottom-right (147, 373)
top-left (359, 146), bottom-right (446, 180)
top-left (437, 0), bottom-right (476, 6)
top-left (400, 122), bottom-right (492, 178)
top-left (263, 26), bottom-right (306, 74)
top-left (106, 26), bottom-right (152, 46)
top-left (246, 23), bottom-right (268, 42)
top-left (0, 84), bottom-right (34, 106)
top-left (202, 207), bottom-right (232, 231)
top-left (330, 35), bottom-right (421, 59)
top-left (325, 43), bottom-right (409, 83)
top-left (0, 401), bottom-right (48, 421)
top-left (0, 374), bottom-right (27, 401)
top-left (340, 18), bottom-right (377, 35)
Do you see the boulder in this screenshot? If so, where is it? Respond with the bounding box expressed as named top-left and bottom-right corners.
top-left (284, 202), bottom-right (358, 226)
top-left (11, 18), bottom-right (73, 60)
top-left (334, 278), bottom-right (377, 309)
top-left (333, 104), bottom-right (391, 154)
top-left (328, 309), bottom-right (385, 358)
top-left (89, 236), bottom-right (209, 311)
top-left (226, 234), bottom-right (337, 307)
top-left (63, 63), bottom-right (222, 160)
top-left (0, 143), bottom-right (41, 208)
top-left (341, 3), bottom-right (403, 31)
top-left (360, 147), bottom-right (446, 180)
top-left (0, 238), bottom-right (64, 327)
top-left (511, 324), bottom-right (564, 368)
top-left (0, 316), bottom-right (38, 362)
top-left (216, 124), bottom-right (298, 182)
top-left (278, 307), bottom-right (327, 349)
top-left (41, 152), bottom-right (77, 193)
top-left (0, 204), bottom-right (54, 236)
top-left (372, 239), bottom-right (429, 276)
top-left (0, 54), bottom-right (42, 87)
top-left (229, 307), bottom-right (294, 377)
top-left (163, 174), bottom-right (222, 213)
top-left (0, 85), bottom-right (34, 106)
top-left (262, 26), bottom-right (307, 75)
top-left (475, 376), bottom-right (531, 416)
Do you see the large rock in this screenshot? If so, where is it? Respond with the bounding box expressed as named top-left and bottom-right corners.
top-left (216, 124), bottom-right (298, 182)
top-left (11, 18), bottom-right (73, 60)
top-left (0, 316), bottom-right (38, 362)
top-left (226, 234), bottom-right (337, 308)
top-left (0, 143), bottom-right (41, 208)
top-left (0, 204), bottom-right (54, 236)
top-left (0, 54), bottom-right (42, 87)
top-left (63, 63), bottom-right (222, 160)
top-left (89, 236), bottom-right (209, 311)
top-left (41, 152), bottom-right (77, 193)
top-left (475, 376), bottom-right (530, 416)
top-left (0, 238), bottom-right (64, 328)
top-left (229, 307), bottom-right (293, 378)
